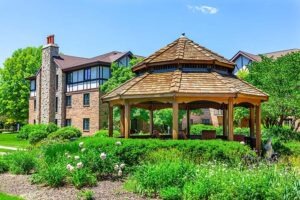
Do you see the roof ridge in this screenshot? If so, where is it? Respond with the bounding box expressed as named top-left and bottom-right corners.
top-left (170, 70), bottom-right (182, 92)
top-left (211, 72), bottom-right (238, 93)
top-left (261, 48), bottom-right (300, 55)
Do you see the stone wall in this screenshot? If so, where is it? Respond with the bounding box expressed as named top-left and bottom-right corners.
top-left (55, 67), bottom-right (66, 127)
top-left (65, 89), bottom-right (100, 135)
top-left (40, 44), bottom-right (59, 124)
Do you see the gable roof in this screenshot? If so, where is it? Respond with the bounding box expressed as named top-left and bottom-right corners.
top-left (53, 51), bottom-right (133, 71)
top-left (231, 49), bottom-right (300, 62)
top-left (132, 36), bottom-right (235, 72)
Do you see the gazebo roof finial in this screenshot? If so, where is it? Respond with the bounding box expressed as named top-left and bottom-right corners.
top-left (180, 33), bottom-right (186, 38)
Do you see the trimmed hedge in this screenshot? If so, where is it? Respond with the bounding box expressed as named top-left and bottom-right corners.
top-left (94, 129), bottom-right (120, 138)
top-left (48, 126), bottom-right (82, 140)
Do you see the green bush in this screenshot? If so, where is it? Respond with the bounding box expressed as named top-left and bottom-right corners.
top-left (234, 127), bottom-right (250, 136)
top-left (6, 151), bottom-right (36, 174)
top-left (48, 126), bottom-right (82, 140)
top-left (71, 168), bottom-right (97, 189)
top-left (46, 123), bottom-right (59, 133)
top-left (159, 187), bottom-right (182, 200)
top-left (28, 129), bottom-right (48, 144)
top-left (263, 126), bottom-right (300, 141)
top-left (18, 124), bottom-right (48, 140)
top-left (77, 189), bottom-right (94, 200)
top-left (0, 158), bottom-right (9, 173)
top-left (34, 162), bottom-right (67, 187)
top-left (128, 160), bottom-right (196, 197)
top-left (190, 124), bottom-right (217, 135)
top-left (94, 129), bottom-right (120, 138)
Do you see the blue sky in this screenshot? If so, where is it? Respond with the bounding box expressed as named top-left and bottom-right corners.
top-left (0, 0), bottom-right (299, 66)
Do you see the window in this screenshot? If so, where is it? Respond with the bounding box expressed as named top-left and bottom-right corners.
top-left (34, 99), bottom-right (36, 111)
top-left (67, 73), bottom-right (72, 84)
top-left (84, 68), bottom-right (91, 80)
top-left (55, 119), bottom-right (58, 125)
top-left (202, 119), bottom-right (210, 125)
top-left (65, 119), bottom-right (72, 126)
top-left (66, 95), bottom-right (72, 107)
top-left (30, 80), bottom-right (36, 91)
top-left (55, 75), bottom-right (58, 90)
top-left (55, 97), bottom-right (58, 112)
top-left (83, 93), bottom-right (90, 106)
top-left (83, 118), bottom-right (90, 131)
top-left (33, 120), bottom-right (36, 124)
top-left (102, 67), bottom-right (110, 79)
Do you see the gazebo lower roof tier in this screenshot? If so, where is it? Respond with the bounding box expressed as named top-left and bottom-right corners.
top-left (101, 70), bottom-right (268, 104)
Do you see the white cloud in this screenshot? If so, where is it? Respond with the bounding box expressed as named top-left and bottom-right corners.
top-left (187, 5), bottom-right (218, 14)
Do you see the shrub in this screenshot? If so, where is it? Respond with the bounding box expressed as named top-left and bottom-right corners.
top-left (48, 126), bottom-right (82, 140)
top-left (128, 161), bottom-right (196, 197)
top-left (18, 124), bottom-right (48, 140)
top-left (28, 129), bottom-right (48, 144)
top-left (234, 127), bottom-right (250, 136)
top-left (190, 124), bottom-right (217, 135)
top-left (0, 158), bottom-right (9, 173)
top-left (94, 129), bottom-right (120, 138)
top-left (159, 187), bottom-right (182, 200)
top-left (77, 189), bottom-right (94, 200)
top-left (46, 123), bottom-right (59, 133)
top-left (6, 151), bottom-right (36, 174)
top-left (71, 168), bottom-right (97, 189)
top-left (34, 162), bottom-right (67, 187)
top-left (263, 126), bottom-right (300, 141)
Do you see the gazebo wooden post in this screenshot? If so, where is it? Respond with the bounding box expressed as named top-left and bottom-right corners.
top-left (255, 104), bottom-right (262, 153)
top-left (149, 109), bottom-right (154, 135)
top-left (124, 101), bottom-right (131, 139)
top-left (223, 107), bottom-right (228, 137)
top-left (108, 104), bottom-right (113, 137)
top-left (186, 107), bottom-right (190, 137)
top-left (228, 98), bottom-right (234, 141)
top-left (120, 105), bottom-right (125, 137)
top-left (172, 101), bottom-right (179, 139)
top-left (249, 106), bottom-right (255, 138)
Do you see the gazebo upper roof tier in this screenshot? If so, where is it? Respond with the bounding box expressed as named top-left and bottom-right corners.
top-left (102, 70), bottom-right (268, 102)
top-left (132, 35), bottom-right (235, 73)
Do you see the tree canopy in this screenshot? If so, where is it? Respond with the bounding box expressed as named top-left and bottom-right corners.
top-left (245, 52), bottom-right (300, 130)
top-left (0, 46), bottom-right (42, 124)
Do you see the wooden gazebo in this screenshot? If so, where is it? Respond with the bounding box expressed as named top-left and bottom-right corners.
top-left (102, 35), bottom-right (268, 151)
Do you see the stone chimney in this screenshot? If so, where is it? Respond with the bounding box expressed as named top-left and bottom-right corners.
top-left (38, 34), bottom-right (59, 124)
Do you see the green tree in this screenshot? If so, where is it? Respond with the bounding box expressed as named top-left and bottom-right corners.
top-left (245, 52), bottom-right (300, 130)
top-left (0, 46), bottom-right (42, 124)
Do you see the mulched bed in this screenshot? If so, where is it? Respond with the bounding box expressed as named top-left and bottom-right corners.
top-left (0, 173), bottom-right (149, 200)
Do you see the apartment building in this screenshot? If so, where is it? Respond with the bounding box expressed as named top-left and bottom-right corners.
top-left (28, 35), bottom-right (136, 135)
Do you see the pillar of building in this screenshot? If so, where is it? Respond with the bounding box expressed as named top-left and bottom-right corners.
top-left (186, 108), bottom-right (190, 137)
top-left (250, 106), bottom-right (255, 138)
top-left (223, 107), bottom-right (228, 137)
top-left (120, 105), bottom-right (125, 137)
top-left (172, 101), bottom-right (179, 139)
top-left (255, 104), bottom-right (262, 153)
top-left (108, 105), bottom-right (113, 137)
top-left (124, 102), bottom-right (131, 139)
top-left (228, 98), bottom-right (234, 141)
top-left (149, 109), bottom-right (154, 135)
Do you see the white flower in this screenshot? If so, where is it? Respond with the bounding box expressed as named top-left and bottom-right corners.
top-left (120, 163), bottom-right (125, 169)
top-left (65, 152), bottom-right (69, 156)
top-left (66, 164), bottom-right (74, 172)
top-left (240, 141), bottom-right (245, 145)
top-left (67, 155), bottom-right (72, 159)
top-left (118, 169), bottom-right (122, 177)
top-left (115, 141), bottom-right (122, 146)
top-left (81, 148), bottom-right (86, 152)
top-left (100, 152), bottom-right (106, 160)
top-left (76, 162), bottom-right (83, 169)
top-left (79, 142), bottom-right (84, 148)
top-left (114, 164), bottom-right (119, 171)
top-left (74, 155), bottom-right (80, 160)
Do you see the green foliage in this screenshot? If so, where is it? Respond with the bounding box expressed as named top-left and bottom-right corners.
top-left (153, 109), bottom-right (186, 132)
top-left (0, 192), bottom-right (24, 200)
top-left (46, 123), bottom-right (59, 133)
top-left (0, 157), bottom-right (9, 173)
top-left (77, 189), bottom-right (94, 200)
top-left (0, 46), bottom-right (42, 123)
top-left (245, 52), bottom-right (300, 129)
top-left (190, 124), bottom-right (220, 135)
top-left (94, 129), bottom-right (120, 138)
top-left (160, 187), bottom-right (182, 200)
top-left (129, 161), bottom-right (195, 197)
top-left (234, 107), bottom-right (249, 126)
top-left (48, 126), bottom-right (82, 140)
top-left (18, 124), bottom-right (48, 140)
top-left (6, 151), bottom-right (36, 174)
top-left (263, 126), bottom-right (300, 142)
top-left (28, 129), bottom-right (48, 144)
top-left (71, 168), bottom-right (97, 189)
top-left (234, 127), bottom-right (250, 136)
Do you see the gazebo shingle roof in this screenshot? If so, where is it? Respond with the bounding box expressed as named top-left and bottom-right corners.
top-left (102, 70), bottom-right (268, 101)
top-left (132, 36), bottom-right (235, 72)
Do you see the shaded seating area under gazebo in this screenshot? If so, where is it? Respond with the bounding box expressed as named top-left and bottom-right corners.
top-left (102, 35), bottom-right (268, 152)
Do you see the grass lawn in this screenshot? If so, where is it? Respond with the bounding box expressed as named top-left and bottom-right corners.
top-left (0, 133), bottom-right (29, 148)
top-left (0, 192), bottom-right (23, 200)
